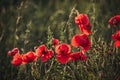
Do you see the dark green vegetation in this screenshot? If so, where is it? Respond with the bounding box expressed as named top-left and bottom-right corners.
top-left (0, 0), bottom-right (120, 80)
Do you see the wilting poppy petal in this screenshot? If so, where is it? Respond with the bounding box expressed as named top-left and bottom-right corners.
top-left (11, 53), bottom-right (22, 66)
top-left (41, 50), bottom-right (54, 62)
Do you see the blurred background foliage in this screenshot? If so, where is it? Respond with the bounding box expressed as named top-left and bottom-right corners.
top-left (0, 0), bottom-right (120, 80)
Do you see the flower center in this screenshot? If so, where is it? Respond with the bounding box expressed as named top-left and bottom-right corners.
top-left (42, 50), bottom-right (47, 54)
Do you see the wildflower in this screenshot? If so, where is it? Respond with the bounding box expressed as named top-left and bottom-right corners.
top-left (70, 52), bottom-right (81, 62)
top-left (11, 53), bottom-right (22, 66)
top-left (55, 43), bottom-right (71, 64)
top-left (8, 48), bottom-right (19, 57)
top-left (22, 51), bottom-right (38, 64)
top-left (36, 45), bottom-right (54, 62)
top-left (112, 30), bottom-right (120, 47)
top-left (55, 43), bottom-right (71, 54)
top-left (79, 24), bottom-right (91, 35)
top-left (75, 14), bottom-right (91, 35)
top-left (70, 52), bottom-right (87, 62)
top-left (41, 50), bottom-right (54, 62)
top-left (71, 34), bottom-right (91, 52)
top-left (53, 38), bottom-right (59, 46)
top-left (109, 15), bottom-right (120, 26)
top-left (56, 54), bottom-right (71, 64)
top-left (75, 14), bottom-right (89, 26)
top-left (36, 45), bottom-right (47, 57)
top-left (52, 38), bottom-right (59, 48)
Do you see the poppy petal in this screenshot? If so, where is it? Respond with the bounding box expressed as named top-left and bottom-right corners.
top-left (41, 50), bottom-right (54, 62)
top-left (11, 53), bottom-right (22, 66)
top-left (55, 43), bottom-right (71, 54)
top-left (70, 52), bottom-right (81, 62)
top-left (56, 54), bottom-right (71, 64)
top-left (36, 45), bottom-right (47, 57)
top-left (71, 34), bottom-right (91, 52)
top-left (109, 15), bottom-right (120, 26)
top-left (79, 24), bottom-right (91, 35)
top-left (22, 51), bottom-right (38, 64)
top-left (114, 41), bottom-right (120, 48)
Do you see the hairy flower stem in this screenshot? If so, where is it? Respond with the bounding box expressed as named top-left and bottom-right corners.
top-left (63, 64), bottom-right (67, 80)
top-left (14, 1), bottom-right (24, 47)
top-left (74, 62), bottom-right (82, 80)
top-left (45, 60), bottom-right (54, 80)
top-left (65, 5), bottom-right (77, 43)
top-left (47, 26), bottom-right (53, 49)
top-left (115, 48), bottom-right (119, 54)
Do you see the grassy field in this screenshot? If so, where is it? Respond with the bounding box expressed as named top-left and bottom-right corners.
top-left (0, 0), bottom-right (120, 80)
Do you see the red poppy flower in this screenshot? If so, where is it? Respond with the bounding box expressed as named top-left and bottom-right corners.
top-left (8, 48), bottom-right (19, 57)
top-left (75, 14), bottom-right (89, 26)
top-left (55, 43), bottom-right (71, 54)
top-left (112, 30), bottom-right (120, 47)
top-left (109, 15), bottom-right (120, 26)
top-left (75, 14), bottom-right (91, 35)
top-left (56, 53), bottom-right (71, 64)
top-left (36, 45), bottom-right (47, 57)
top-left (70, 52), bottom-right (81, 62)
top-left (79, 24), bottom-right (91, 35)
top-left (22, 51), bottom-right (38, 64)
top-left (114, 41), bottom-right (120, 48)
top-left (71, 34), bottom-right (91, 52)
top-left (11, 53), bottom-right (22, 66)
top-left (55, 43), bottom-right (71, 64)
top-left (112, 30), bottom-right (120, 41)
top-left (41, 50), bottom-right (54, 62)
top-left (70, 52), bottom-right (87, 62)
top-left (36, 45), bottom-right (54, 62)
top-left (53, 38), bottom-right (59, 46)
